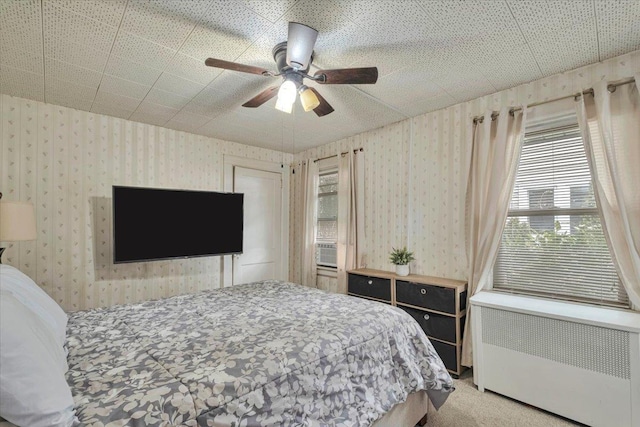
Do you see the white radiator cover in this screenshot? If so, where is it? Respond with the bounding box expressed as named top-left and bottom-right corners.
top-left (470, 292), bottom-right (640, 427)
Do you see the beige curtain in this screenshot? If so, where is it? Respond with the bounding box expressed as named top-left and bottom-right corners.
top-left (462, 106), bottom-right (527, 367)
top-left (337, 150), bottom-right (366, 294)
top-left (575, 76), bottom-right (640, 309)
top-left (299, 159), bottom-right (319, 287)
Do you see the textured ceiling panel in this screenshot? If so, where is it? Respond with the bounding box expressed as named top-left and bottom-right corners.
top-left (508, 0), bottom-right (599, 76)
top-left (145, 87), bottom-right (191, 110)
top-left (0, 65), bottom-right (44, 102)
top-left (110, 31), bottom-right (177, 71)
top-left (120, 0), bottom-right (209, 50)
top-left (164, 53), bottom-right (223, 86)
top-left (45, 57), bottom-right (104, 89)
top-left (241, 0), bottom-right (297, 23)
top-left (154, 73), bottom-right (205, 98)
top-left (44, 39), bottom-right (109, 72)
top-left (103, 55), bottom-right (163, 87)
top-left (0, 46), bottom-right (44, 75)
top-left (99, 74), bottom-right (151, 100)
top-left (53, 0), bottom-right (127, 27)
top-left (93, 90), bottom-right (142, 112)
top-left (91, 102), bottom-right (135, 120)
top-left (1, 0), bottom-right (639, 153)
top-left (595, 0), bottom-right (640, 60)
top-left (0, 0), bottom-right (43, 55)
top-left (43, 1), bottom-right (118, 53)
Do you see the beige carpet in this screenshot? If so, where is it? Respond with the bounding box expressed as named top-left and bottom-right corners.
top-left (425, 371), bottom-right (581, 427)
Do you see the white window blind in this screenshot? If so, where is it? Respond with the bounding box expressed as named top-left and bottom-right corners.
top-left (316, 171), bottom-right (338, 267)
top-left (494, 124), bottom-right (629, 307)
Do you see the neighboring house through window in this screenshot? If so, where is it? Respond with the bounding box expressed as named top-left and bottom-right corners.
top-left (494, 120), bottom-right (628, 307)
top-left (316, 170), bottom-right (338, 268)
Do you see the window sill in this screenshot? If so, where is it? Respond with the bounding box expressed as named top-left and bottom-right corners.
top-left (471, 290), bottom-right (640, 333)
top-left (317, 266), bottom-right (337, 278)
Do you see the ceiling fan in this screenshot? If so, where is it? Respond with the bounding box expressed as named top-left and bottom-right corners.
top-left (204, 22), bottom-right (378, 117)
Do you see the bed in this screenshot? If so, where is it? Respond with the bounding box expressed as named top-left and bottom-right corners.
top-left (1, 266), bottom-right (454, 426)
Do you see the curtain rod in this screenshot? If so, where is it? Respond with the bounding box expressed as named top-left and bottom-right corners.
top-left (472, 77), bottom-right (636, 124)
top-left (313, 147), bottom-right (364, 163)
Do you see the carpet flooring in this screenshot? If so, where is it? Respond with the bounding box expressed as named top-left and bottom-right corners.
top-left (425, 371), bottom-right (582, 427)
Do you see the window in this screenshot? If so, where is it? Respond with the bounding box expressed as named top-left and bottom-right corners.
top-left (316, 171), bottom-right (338, 267)
top-left (494, 123), bottom-right (629, 307)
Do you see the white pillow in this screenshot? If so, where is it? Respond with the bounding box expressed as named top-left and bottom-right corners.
top-left (0, 265), bottom-right (67, 350)
top-left (0, 292), bottom-right (76, 427)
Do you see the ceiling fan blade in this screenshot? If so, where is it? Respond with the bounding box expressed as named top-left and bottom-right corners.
top-left (309, 88), bottom-right (334, 117)
top-left (286, 22), bottom-right (318, 70)
top-left (314, 67), bottom-right (378, 84)
top-left (205, 58), bottom-right (272, 76)
top-left (242, 86), bottom-right (280, 108)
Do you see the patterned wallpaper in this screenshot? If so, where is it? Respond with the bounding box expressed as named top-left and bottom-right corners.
top-left (0, 94), bottom-right (291, 312)
top-left (292, 50), bottom-right (640, 292)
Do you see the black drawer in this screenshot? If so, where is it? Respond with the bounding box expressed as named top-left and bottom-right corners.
top-left (396, 280), bottom-right (456, 314)
top-left (348, 274), bottom-right (391, 301)
top-left (431, 340), bottom-right (458, 373)
top-left (400, 306), bottom-right (459, 343)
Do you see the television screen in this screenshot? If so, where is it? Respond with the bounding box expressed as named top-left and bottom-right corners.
top-left (113, 186), bottom-right (243, 263)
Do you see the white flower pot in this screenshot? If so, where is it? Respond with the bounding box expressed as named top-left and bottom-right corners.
top-left (395, 264), bottom-right (410, 276)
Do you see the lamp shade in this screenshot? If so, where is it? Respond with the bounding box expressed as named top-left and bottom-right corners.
top-left (0, 201), bottom-right (37, 241)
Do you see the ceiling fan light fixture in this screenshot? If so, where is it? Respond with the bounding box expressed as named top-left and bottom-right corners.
top-left (298, 85), bottom-right (320, 112)
top-left (275, 80), bottom-right (297, 113)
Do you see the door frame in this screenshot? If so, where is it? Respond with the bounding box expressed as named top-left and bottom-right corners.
top-left (222, 155), bottom-right (289, 287)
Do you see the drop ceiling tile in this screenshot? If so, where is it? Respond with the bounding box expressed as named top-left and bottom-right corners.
top-left (361, 67), bottom-right (447, 106)
top-left (93, 90), bottom-right (143, 111)
top-left (45, 57), bottom-right (103, 89)
top-left (508, 0), bottom-right (599, 76)
top-left (199, 1), bottom-right (273, 42)
top-left (43, 1), bottom-right (118, 53)
top-left (437, 73), bottom-right (497, 103)
top-left (595, 0), bottom-right (640, 60)
top-left (53, 0), bottom-right (127, 27)
top-left (164, 121), bottom-right (202, 133)
top-left (45, 93), bottom-right (93, 111)
top-left (182, 99), bottom-right (226, 117)
top-left (44, 38), bottom-right (108, 72)
top-left (110, 31), bottom-right (177, 71)
top-left (395, 92), bottom-right (458, 118)
top-left (241, 0), bottom-right (297, 23)
top-left (0, 0), bottom-right (43, 54)
top-left (45, 77), bottom-right (97, 102)
top-left (103, 55), bottom-right (164, 86)
top-left (170, 110), bottom-right (212, 127)
top-left (179, 26), bottom-right (252, 63)
top-left (100, 74), bottom-right (151, 99)
top-left (133, 100), bottom-right (179, 122)
top-left (281, 0), bottom-right (353, 34)
top-left (145, 87), bottom-right (191, 109)
top-left (474, 44), bottom-right (544, 91)
top-left (416, 0), bottom-right (527, 62)
top-left (154, 72), bottom-right (205, 97)
top-left (0, 46), bottom-right (44, 75)
top-left (120, 0), bottom-right (211, 50)
top-left (164, 53), bottom-right (223, 86)
top-left (90, 102), bottom-right (135, 120)
top-left (0, 64), bottom-right (44, 102)
top-left (128, 111), bottom-right (170, 127)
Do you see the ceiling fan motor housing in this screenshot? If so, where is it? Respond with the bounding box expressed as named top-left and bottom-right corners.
top-left (273, 42), bottom-right (313, 75)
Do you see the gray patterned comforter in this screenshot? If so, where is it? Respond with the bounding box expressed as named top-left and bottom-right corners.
top-left (66, 281), bottom-right (454, 426)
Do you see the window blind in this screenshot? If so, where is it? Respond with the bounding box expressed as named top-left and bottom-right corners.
top-left (494, 125), bottom-right (629, 307)
top-left (316, 171), bottom-right (338, 267)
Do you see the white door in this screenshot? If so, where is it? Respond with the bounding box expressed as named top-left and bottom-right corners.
top-left (232, 166), bottom-right (282, 285)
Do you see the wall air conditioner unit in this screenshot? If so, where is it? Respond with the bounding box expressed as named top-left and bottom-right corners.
top-left (316, 243), bottom-right (337, 267)
top-left (470, 292), bottom-right (640, 427)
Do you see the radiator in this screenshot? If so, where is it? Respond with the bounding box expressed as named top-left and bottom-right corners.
top-left (470, 292), bottom-right (640, 427)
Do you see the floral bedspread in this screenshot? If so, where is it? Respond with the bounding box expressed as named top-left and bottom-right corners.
top-left (66, 281), bottom-right (454, 426)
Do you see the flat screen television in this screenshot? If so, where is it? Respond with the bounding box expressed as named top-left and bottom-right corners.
top-left (113, 186), bottom-right (243, 263)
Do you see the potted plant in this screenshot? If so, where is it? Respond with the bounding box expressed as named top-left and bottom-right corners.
top-left (389, 247), bottom-right (415, 276)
